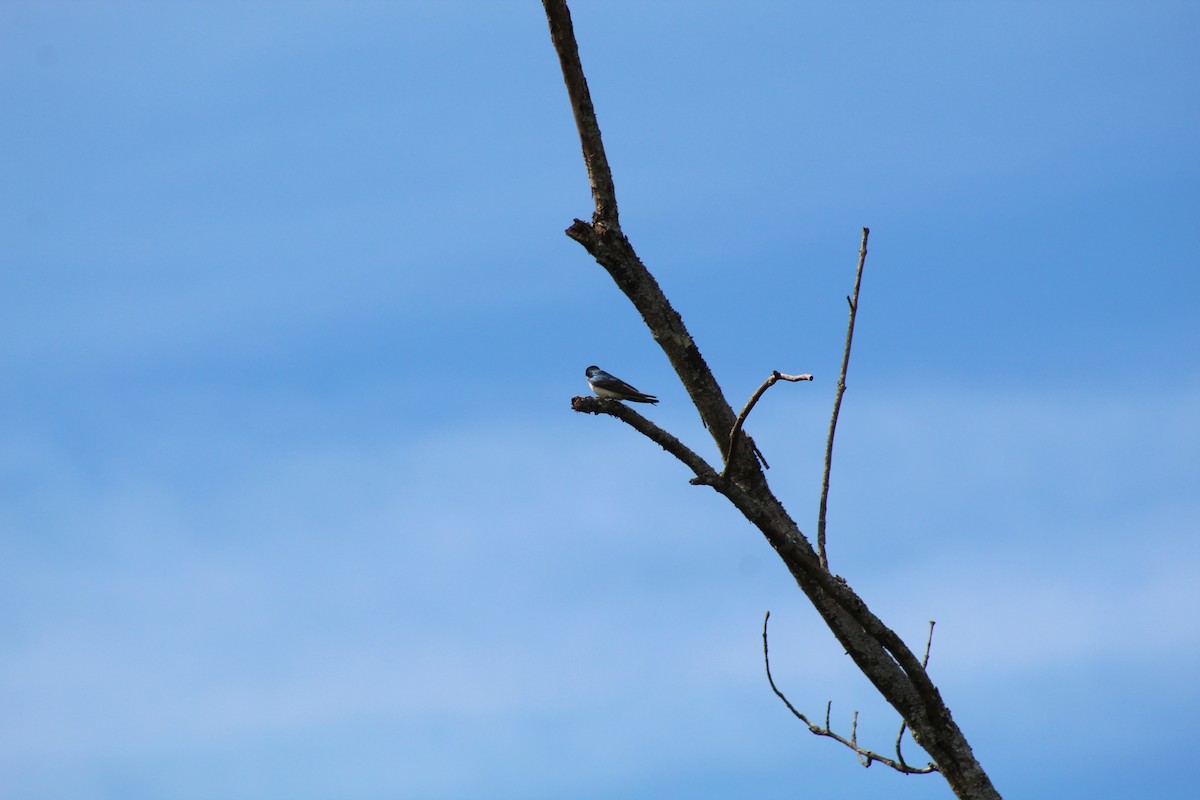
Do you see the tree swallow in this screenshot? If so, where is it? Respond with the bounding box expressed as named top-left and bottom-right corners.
top-left (585, 365), bottom-right (658, 404)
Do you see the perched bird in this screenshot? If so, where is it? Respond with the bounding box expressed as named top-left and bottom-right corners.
top-left (585, 365), bottom-right (658, 404)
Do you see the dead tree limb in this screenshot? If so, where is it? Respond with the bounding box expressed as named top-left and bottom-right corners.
top-left (543, 2), bottom-right (1000, 798)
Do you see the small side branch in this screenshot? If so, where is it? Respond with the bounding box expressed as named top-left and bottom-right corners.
top-left (763, 611), bottom-right (937, 775)
top-left (895, 621), bottom-right (937, 769)
top-left (817, 227), bottom-right (870, 570)
top-left (723, 371), bottom-right (813, 477)
top-left (571, 396), bottom-right (720, 484)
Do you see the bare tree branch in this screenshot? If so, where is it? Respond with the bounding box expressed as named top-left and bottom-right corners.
top-left (543, 3), bottom-right (1000, 798)
top-left (763, 612), bottom-right (938, 774)
top-left (817, 227), bottom-right (869, 570)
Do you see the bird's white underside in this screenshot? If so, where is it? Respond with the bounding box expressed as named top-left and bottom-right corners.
top-left (591, 385), bottom-right (625, 399)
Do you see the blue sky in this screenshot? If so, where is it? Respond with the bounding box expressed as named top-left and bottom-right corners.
top-left (3, 2), bottom-right (1198, 798)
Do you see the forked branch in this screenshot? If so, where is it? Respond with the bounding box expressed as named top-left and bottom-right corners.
top-left (763, 612), bottom-right (937, 775)
top-left (543, 0), bottom-right (747, 461)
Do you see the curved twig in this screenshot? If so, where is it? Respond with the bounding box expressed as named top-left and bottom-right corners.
top-left (896, 621), bottom-right (937, 768)
top-left (723, 371), bottom-right (813, 477)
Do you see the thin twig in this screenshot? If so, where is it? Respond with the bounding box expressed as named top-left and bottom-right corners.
top-left (896, 620), bottom-right (937, 768)
top-left (723, 371), bottom-right (813, 476)
top-left (762, 611), bottom-right (937, 775)
top-left (817, 227), bottom-right (870, 570)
